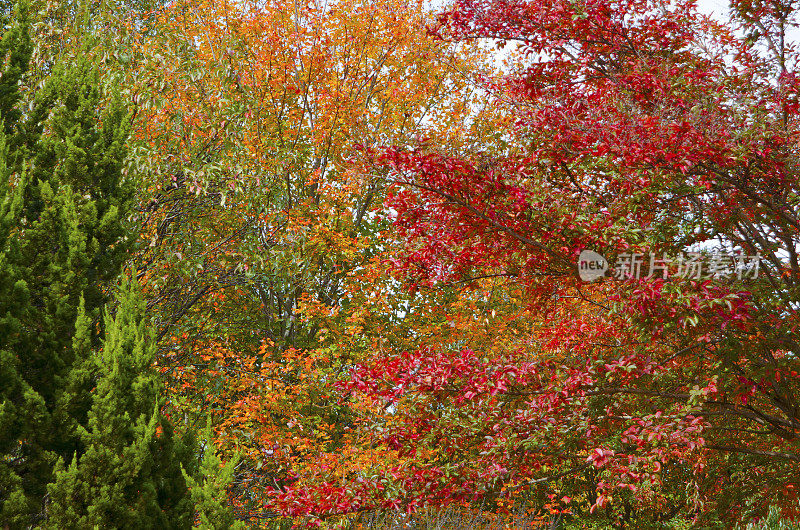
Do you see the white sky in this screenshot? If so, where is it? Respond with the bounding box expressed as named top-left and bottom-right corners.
top-left (695, 0), bottom-right (729, 19)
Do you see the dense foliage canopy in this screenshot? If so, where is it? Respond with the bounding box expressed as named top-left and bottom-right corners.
top-left (1, 0), bottom-right (799, 527)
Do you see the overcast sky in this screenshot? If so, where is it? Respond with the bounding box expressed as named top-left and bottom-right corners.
top-left (696, 0), bottom-right (729, 19)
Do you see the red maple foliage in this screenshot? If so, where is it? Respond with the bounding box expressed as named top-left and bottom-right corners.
top-left (270, 0), bottom-right (800, 525)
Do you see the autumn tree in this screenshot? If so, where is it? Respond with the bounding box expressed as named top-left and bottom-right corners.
top-left (270, 0), bottom-right (800, 525)
top-left (105, 0), bottom-right (496, 522)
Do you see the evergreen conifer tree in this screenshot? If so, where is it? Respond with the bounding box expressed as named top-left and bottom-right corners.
top-left (182, 428), bottom-right (246, 530)
top-left (0, 3), bottom-right (139, 524)
top-left (0, 4), bottom-right (241, 527)
top-left (46, 278), bottom-right (197, 528)
top-left (0, 3), bottom-right (34, 520)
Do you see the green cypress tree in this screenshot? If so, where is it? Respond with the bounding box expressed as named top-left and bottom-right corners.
top-left (0, 4), bottom-right (240, 527)
top-left (0, 2), bottom-right (33, 506)
top-left (182, 426), bottom-right (246, 530)
top-left (0, 4), bottom-right (134, 524)
top-left (46, 277), bottom-right (197, 529)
